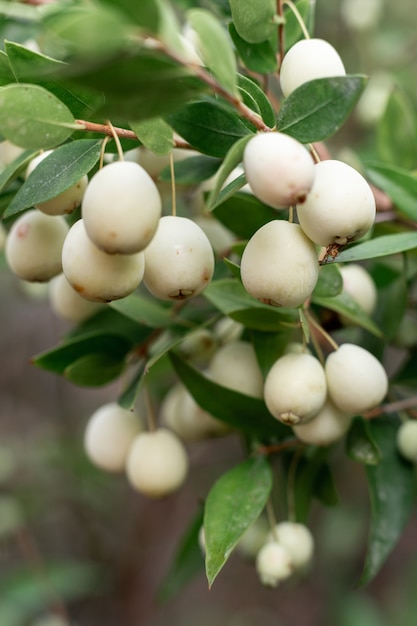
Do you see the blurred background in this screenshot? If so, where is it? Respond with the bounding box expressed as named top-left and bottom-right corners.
top-left (1, 0), bottom-right (417, 625)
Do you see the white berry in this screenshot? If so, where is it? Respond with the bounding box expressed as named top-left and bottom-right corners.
top-left (297, 160), bottom-right (376, 246)
top-left (340, 263), bottom-right (377, 315)
top-left (26, 150), bottom-right (88, 215)
top-left (256, 541), bottom-right (293, 587)
top-left (126, 428), bottom-right (189, 498)
top-left (293, 397), bottom-right (352, 445)
top-left (396, 421), bottom-right (417, 463)
top-left (49, 273), bottom-right (103, 323)
top-left (84, 402), bottom-right (142, 473)
top-left (280, 38), bottom-right (346, 98)
top-left (208, 340), bottom-right (264, 398)
top-left (143, 215), bottom-right (214, 301)
top-left (243, 132), bottom-right (315, 208)
top-left (82, 161), bottom-right (162, 254)
top-left (264, 352), bottom-right (327, 425)
top-left (240, 220), bottom-right (319, 308)
top-left (62, 219), bottom-right (145, 302)
top-left (5, 210), bottom-right (69, 282)
top-left (325, 343), bottom-right (388, 414)
top-left (268, 522), bottom-right (314, 570)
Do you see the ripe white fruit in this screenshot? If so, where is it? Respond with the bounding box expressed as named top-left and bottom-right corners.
top-left (213, 317), bottom-right (244, 344)
top-left (264, 353), bottom-right (327, 425)
top-left (5, 210), bottom-right (69, 282)
top-left (256, 541), bottom-right (293, 587)
top-left (143, 215), bottom-right (214, 301)
top-left (325, 343), bottom-right (388, 414)
top-left (340, 264), bottom-right (377, 316)
top-left (297, 160), bottom-right (376, 246)
top-left (243, 132), bottom-right (315, 208)
top-left (82, 161), bottom-right (162, 254)
top-left (240, 220), bottom-right (319, 308)
top-left (396, 421), bottom-right (417, 463)
top-left (280, 38), bottom-right (346, 98)
top-left (126, 428), bottom-right (188, 498)
top-left (268, 522), bottom-right (314, 570)
top-left (49, 273), bottom-right (103, 323)
top-left (208, 340), bottom-right (264, 398)
top-left (293, 398), bottom-right (352, 445)
top-left (62, 219), bottom-right (145, 302)
top-left (26, 150), bottom-right (88, 216)
top-left (84, 402), bottom-right (142, 473)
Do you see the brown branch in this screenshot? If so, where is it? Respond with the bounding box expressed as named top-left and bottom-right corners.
top-left (277, 0), bottom-right (285, 72)
top-left (75, 120), bottom-right (193, 150)
top-left (364, 396), bottom-right (417, 419)
top-left (257, 437), bottom-right (302, 455)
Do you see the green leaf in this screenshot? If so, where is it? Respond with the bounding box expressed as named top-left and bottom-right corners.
top-left (129, 117), bottom-right (173, 156)
top-left (229, 0), bottom-right (277, 43)
top-left (109, 293), bottom-right (173, 328)
top-left (212, 190), bottom-right (278, 238)
top-left (334, 232), bottom-right (417, 263)
top-left (0, 50), bottom-right (15, 86)
top-left (313, 463), bottom-right (339, 507)
top-left (64, 352), bottom-right (125, 386)
top-left (159, 155), bottom-right (221, 184)
top-left (187, 8), bottom-right (238, 97)
top-left (32, 332), bottom-right (132, 376)
top-left (203, 278), bottom-right (299, 330)
top-left (365, 161), bottom-right (417, 222)
top-left (229, 23), bottom-right (278, 74)
top-left (237, 74), bottom-right (276, 128)
top-left (373, 273), bottom-right (407, 341)
top-left (290, 449), bottom-right (331, 522)
top-left (346, 417), bottom-right (381, 465)
top-left (206, 134), bottom-right (253, 209)
top-left (277, 75), bottom-right (368, 143)
top-left (313, 263), bottom-right (343, 298)
top-left (0, 148), bottom-right (37, 194)
top-left (251, 330), bottom-right (289, 377)
top-left (359, 417), bottom-right (416, 586)
top-left (0, 83), bottom-right (77, 149)
top-left (376, 88), bottom-right (417, 170)
top-left (169, 351), bottom-right (287, 438)
top-left (204, 456), bottom-right (273, 587)
top-left (4, 139), bottom-right (102, 219)
top-left (168, 99), bottom-right (251, 158)
top-left (158, 507), bottom-right (204, 601)
top-left (284, 0), bottom-right (311, 50)
top-left (312, 292), bottom-right (382, 337)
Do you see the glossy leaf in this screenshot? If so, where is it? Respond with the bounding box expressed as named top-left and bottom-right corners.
top-left (169, 351), bottom-right (287, 438)
top-left (109, 293), bottom-right (173, 328)
top-left (334, 232), bottom-right (417, 263)
top-left (0, 83), bottom-right (77, 149)
top-left (229, 0), bottom-right (277, 43)
top-left (187, 8), bottom-right (238, 97)
top-left (168, 100), bottom-right (251, 158)
top-left (313, 263), bottom-right (343, 298)
top-left (159, 155), bottom-right (221, 183)
top-left (204, 456), bottom-right (273, 587)
top-left (212, 191), bottom-right (279, 237)
top-left (359, 417), bottom-right (416, 586)
top-left (277, 75), bottom-right (367, 143)
top-left (229, 23), bottom-right (278, 74)
top-left (237, 74), bottom-right (276, 128)
top-left (312, 292), bottom-right (382, 337)
top-left (158, 507), bottom-right (204, 601)
top-left (129, 117), bottom-right (173, 156)
top-left (4, 139), bottom-right (102, 218)
top-left (206, 135), bottom-right (253, 209)
top-left (346, 417), bottom-right (381, 465)
top-left (365, 161), bottom-right (417, 222)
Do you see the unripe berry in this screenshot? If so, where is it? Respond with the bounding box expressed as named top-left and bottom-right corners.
top-left (396, 420), bottom-right (417, 463)
top-left (82, 161), bottom-right (162, 254)
top-left (240, 221), bottom-right (319, 308)
top-left (5, 210), bottom-right (69, 282)
top-left (280, 38), bottom-right (346, 98)
top-left (325, 343), bottom-right (388, 414)
top-left (243, 133), bottom-right (315, 208)
top-left (49, 273), bottom-right (103, 323)
top-left (268, 522), bottom-right (314, 570)
top-left (208, 340), bottom-right (264, 398)
top-left (297, 160), bottom-right (376, 246)
top-left (62, 219), bottom-right (145, 302)
top-left (143, 215), bottom-right (214, 301)
top-left (264, 353), bottom-right (327, 425)
top-left (340, 263), bottom-right (377, 316)
top-left (256, 541), bottom-right (293, 587)
top-left (293, 397), bottom-right (352, 446)
top-left (84, 402), bottom-right (142, 473)
top-left (26, 150), bottom-right (88, 215)
top-left (126, 428), bottom-right (189, 498)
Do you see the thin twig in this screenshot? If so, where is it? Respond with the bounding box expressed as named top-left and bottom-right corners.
top-left (365, 396), bottom-right (417, 419)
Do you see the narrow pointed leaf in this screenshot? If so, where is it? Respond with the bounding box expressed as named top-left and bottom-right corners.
top-left (312, 292), bottom-right (382, 337)
top-left (365, 161), bottom-right (417, 222)
top-left (334, 232), bottom-right (417, 263)
top-left (237, 74), bottom-right (275, 127)
top-left (129, 117), bottom-right (173, 156)
top-left (206, 134), bottom-right (253, 209)
top-left (277, 75), bottom-right (368, 143)
top-left (346, 417), bottom-right (381, 465)
top-left (313, 263), bottom-right (343, 298)
top-left (109, 293), bottom-right (173, 328)
top-left (205, 456), bottom-right (273, 587)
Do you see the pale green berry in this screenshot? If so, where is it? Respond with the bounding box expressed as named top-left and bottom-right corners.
top-left (268, 522), bottom-right (314, 570)
top-left (396, 420), bottom-right (417, 463)
top-left (208, 340), bottom-right (264, 398)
